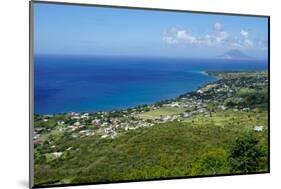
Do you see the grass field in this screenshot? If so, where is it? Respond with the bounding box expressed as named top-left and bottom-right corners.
top-left (137, 107), bottom-right (186, 120)
top-left (184, 110), bottom-right (268, 127)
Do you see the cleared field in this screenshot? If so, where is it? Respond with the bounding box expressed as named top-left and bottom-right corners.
top-left (137, 107), bottom-right (186, 120)
top-left (201, 83), bottom-right (218, 92)
top-left (183, 110), bottom-right (268, 129)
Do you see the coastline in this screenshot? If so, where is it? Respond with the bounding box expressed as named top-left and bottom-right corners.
top-left (35, 70), bottom-right (219, 116)
top-left (34, 55), bottom-right (268, 115)
top-left (34, 69), bottom-right (268, 116)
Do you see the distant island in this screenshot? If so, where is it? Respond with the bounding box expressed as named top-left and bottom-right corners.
top-left (217, 49), bottom-right (252, 60)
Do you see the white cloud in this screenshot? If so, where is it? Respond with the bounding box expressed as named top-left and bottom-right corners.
top-left (230, 38), bottom-right (253, 49)
top-left (212, 22), bottom-right (229, 45)
top-left (240, 29), bottom-right (249, 38)
top-left (162, 27), bottom-right (197, 45)
top-left (213, 22), bottom-right (223, 32)
top-left (162, 22), bottom-right (267, 51)
top-left (243, 39), bottom-right (253, 47)
top-left (256, 38), bottom-right (268, 50)
top-left (214, 31), bottom-right (229, 43)
top-left (162, 35), bottom-right (178, 44)
top-left (162, 22), bottom-right (229, 47)
top-left (176, 30), bottom-right (197, 44)
top-left (231, 42), bottom-right (245, 49)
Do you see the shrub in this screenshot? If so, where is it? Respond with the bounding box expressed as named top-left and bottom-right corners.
top-left (228, 133), bottom-right (267, 173)
top-left (191, 148), bottom-right (229, 175)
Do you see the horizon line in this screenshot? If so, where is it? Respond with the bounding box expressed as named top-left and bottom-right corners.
top-left (34, 53), bottom-right (268, 61)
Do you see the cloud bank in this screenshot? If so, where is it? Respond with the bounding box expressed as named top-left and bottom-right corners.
top-left (162, 22), bottom-right (267, 51)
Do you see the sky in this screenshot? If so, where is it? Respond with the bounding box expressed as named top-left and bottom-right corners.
top-left (33, 2), bottom-right (269, 59)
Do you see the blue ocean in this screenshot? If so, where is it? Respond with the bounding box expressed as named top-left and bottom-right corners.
top-left (34, 55), bottom-right (268, 114)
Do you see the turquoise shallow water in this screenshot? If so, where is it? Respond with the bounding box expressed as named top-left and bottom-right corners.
top-left (34, 55), bottom-right (267, 114)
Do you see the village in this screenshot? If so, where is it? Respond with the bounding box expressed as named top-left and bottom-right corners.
top-left (33, 71), bottom-right (268, 159)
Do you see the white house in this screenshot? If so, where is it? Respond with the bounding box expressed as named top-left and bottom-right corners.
top-left (52, 152), bottom-right (63, 158)
top-left (182, 112), bottom-right (190, 118)
top-left (101, 134), bottom-right (108, 139)
top-left (254, 126), bottom-right (264, 132)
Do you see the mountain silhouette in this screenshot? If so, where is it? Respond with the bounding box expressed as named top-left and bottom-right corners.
top-left (217, 49), bottom-right (252, 60)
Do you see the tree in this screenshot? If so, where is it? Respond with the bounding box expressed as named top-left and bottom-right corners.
top-left (207, 103), bottom-right (216, 117)
top-left (228, 133), bottom-right (266, 173)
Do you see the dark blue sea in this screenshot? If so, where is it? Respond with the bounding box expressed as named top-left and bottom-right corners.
top-left (34, 55), bottom-right (268, 114)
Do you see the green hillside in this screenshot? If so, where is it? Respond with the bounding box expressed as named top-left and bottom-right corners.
top-left (34, 110), bottom-right (268, 186)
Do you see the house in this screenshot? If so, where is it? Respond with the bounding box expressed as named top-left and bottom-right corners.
top-left (82, 113), bottom-right (89, 116)
top-left (52, 152), bottom-right (63, 158)
top-left (243, 107), bottom-right (250, 111)
top-left (101, 134), bottom-right (108, 139)
top-left (71, 116), bottom-right (80, 120)
top-left (197, 89), bottom-right (203, 94)
top-left (254, 126), bottom-right (264, 132)
top-left (91, 119), bottom-right (101, 127)
top-left (33, 139), bottom-right (43, 145)
top-left (182, 112), bottom-right (190, 118)
top-left (111, 131), bottom-right (117, 139)
top-left (170, 102), bottom-right (180, 108)
top-left (219, 105), bottom-right (227, 110)
top-left (68, 125), bottom-right (77, 131)
top-left (57, 121), bottom-right (65, 125)
top-left (79, 130), bottom-right (87, 134)
top-left (81, 115), bottom-right (89, 119)
top-left (71, 133), bottom-right (79, 138)
top-left (198, 109), bottom-right (205, 113)
top-left (162, 115), bottom-right (171, 122)
top-left (103, 128), bottom-right (112, 134)
top-left (33, 134), bottom-right (40, 140)
top-left (101, 122), bottom-right (109, 127)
